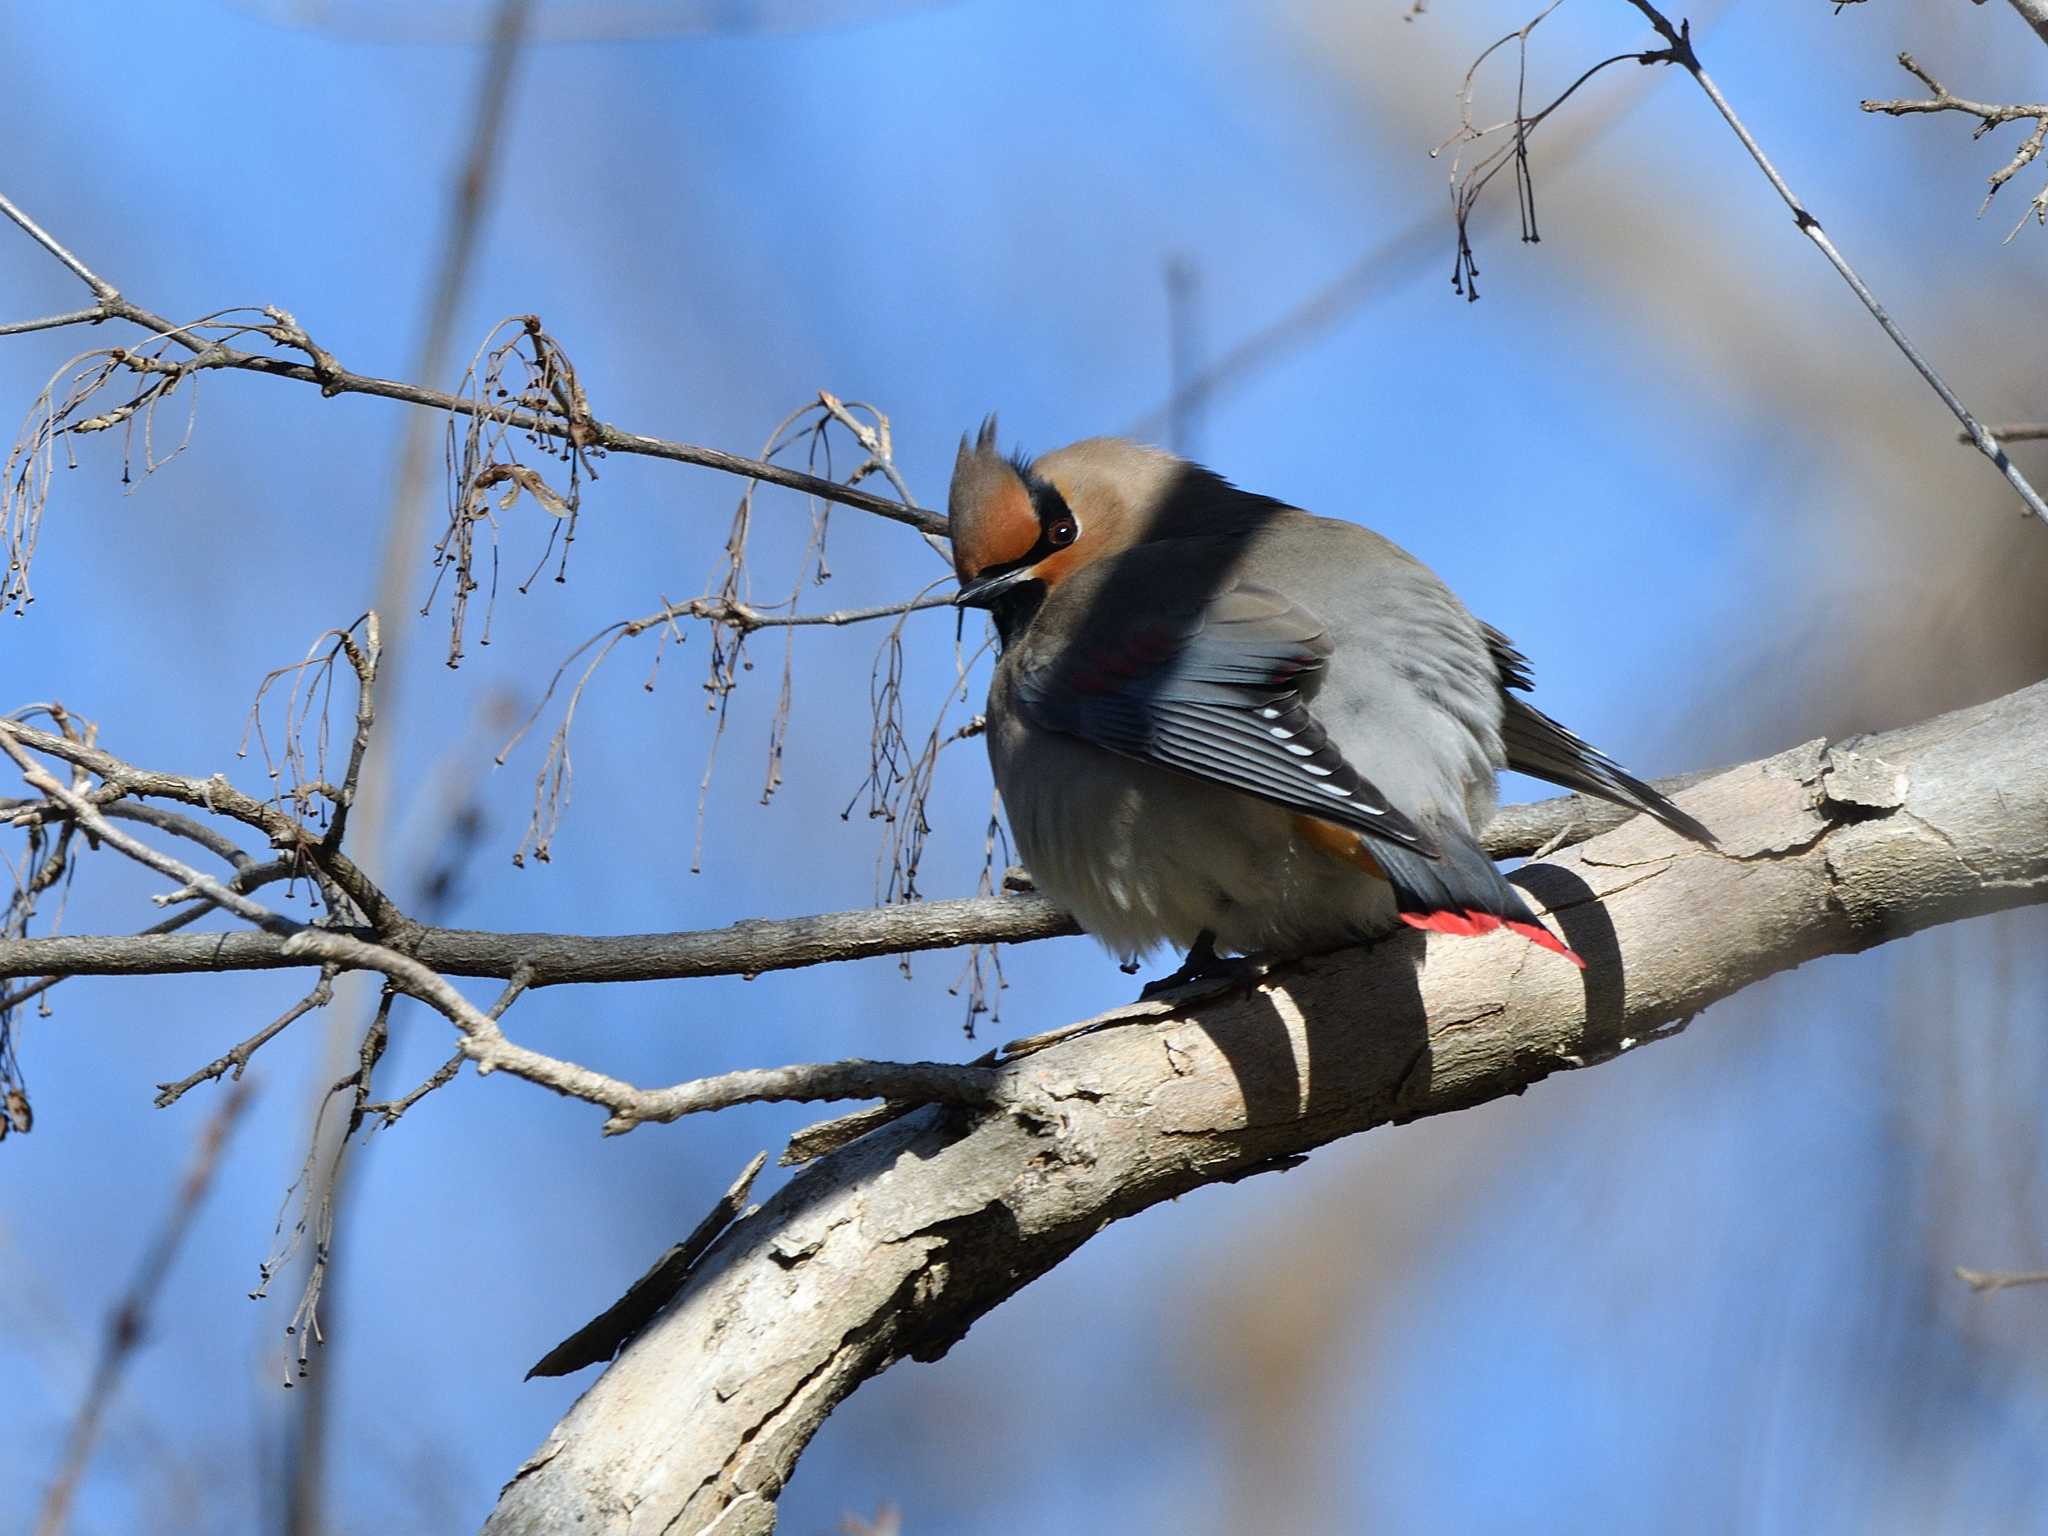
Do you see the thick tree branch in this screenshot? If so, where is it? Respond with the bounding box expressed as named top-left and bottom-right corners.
top-left (0, 857), bottom-right (297, 1016)
top-left (2004, 0), bottom-right (2048, 49)
top-left (484, 680), bottom-right (2048, 1535)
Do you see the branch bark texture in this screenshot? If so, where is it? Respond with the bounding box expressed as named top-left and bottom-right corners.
top-left (2006, 0), bottom-right (2048, 49)
top-left (485, 681), bottom-right (2048, 1534)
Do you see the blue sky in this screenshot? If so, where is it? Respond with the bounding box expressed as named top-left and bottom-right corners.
top-left (4, 2), bottom-right (2046, 1532)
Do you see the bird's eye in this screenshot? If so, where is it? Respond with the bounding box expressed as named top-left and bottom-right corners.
top-left (1047, 517), bottom-right (1077, 547)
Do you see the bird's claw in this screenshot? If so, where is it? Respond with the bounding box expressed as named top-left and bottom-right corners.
top-left (1138, 933), bottom-right (1270, 1003)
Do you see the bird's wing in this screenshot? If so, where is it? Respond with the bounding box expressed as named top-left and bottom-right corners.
top-left (1011, 581), bottom-right (1438, 856)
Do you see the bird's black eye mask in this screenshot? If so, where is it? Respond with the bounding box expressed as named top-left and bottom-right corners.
top-left (1024, 476), bottom-right (1079, 554)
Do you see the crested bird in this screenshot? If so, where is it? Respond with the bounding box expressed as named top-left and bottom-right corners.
top-left (948, 420), bottom-right (1713, 987)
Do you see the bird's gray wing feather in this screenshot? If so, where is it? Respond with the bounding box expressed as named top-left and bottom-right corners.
top-left (1011, 582), bottom-right (1438, 855)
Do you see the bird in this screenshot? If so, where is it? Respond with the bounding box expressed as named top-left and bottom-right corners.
top-left (947, 419), bottom-right (1713, 988)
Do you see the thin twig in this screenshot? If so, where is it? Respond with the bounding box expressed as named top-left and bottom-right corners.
top-left (364, 970), bottom-right (529, 1128)
top-left (0, 729), bottom-right (300, 936)
top-left (279, 924), bottom-right (1008, 1135)
top-left (1128, 2), bottom-right (1688, 438)
top-left (1622, 2), bottom-right (2048, 524)
top-left (154, 966), bottom-right (338, 1107)
top-left (0, 190), bottom-right (118, 301)
top-left (18, 741), bottom-right (946, 1142)
top-left (1954, 1265), bottom-right (2048, 1294)
top-left (362, 1048), bottom-right (467, 1128)
top-left (0, 308), bottom-right (106, 338)
top-left (1, 794), bottom-right (256, 870)
top-left (1959, 423), bottom-right (2048, 443)
top-left (0, 718), bottom-right (400, 932)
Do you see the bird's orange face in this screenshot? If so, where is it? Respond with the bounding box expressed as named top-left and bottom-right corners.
top-left (948, 418), bottom-right (1084, 608)
top-left (948, 448), bottom-right (1039, 588)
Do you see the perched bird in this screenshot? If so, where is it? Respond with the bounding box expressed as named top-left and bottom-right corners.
top-left (948, 420), bottom-right (1712, 985)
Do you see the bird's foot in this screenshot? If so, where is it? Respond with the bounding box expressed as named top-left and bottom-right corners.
top-left (1138, 932), bottom-right (1270, 1003)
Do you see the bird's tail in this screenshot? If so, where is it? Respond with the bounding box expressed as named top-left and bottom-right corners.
top-left (1368, 826), bottom-right (1585, 969)
top-left (1484, 626), bottom-right (1714, 845)
top-left (1499, 695), bottom-right (1715, 846)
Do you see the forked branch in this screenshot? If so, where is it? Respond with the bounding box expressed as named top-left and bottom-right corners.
top-left (1861, 52), bottom-right (2048, 236)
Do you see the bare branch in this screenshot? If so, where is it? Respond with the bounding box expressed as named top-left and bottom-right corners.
top-left (1861, 52), bottom-right (2048, 229)
top-left (0, 856), bottom-right (297, 1018)
top-left (0, 890), bottom-right (1077, 987)
top-left (3, 192), bottom-right (946, 631)
top-left (1622, 2), bottom-right (2048, 524)
top-left (0, 190), bottom-right (118, 301)
top-left (0, 718), bottom-right (400, 932)
top-left (0, 308), bottom-right (107, 338)
top-left (2, 794), bottom-right (256, 871)
top-left (361, 971), bottom-right (529, 1129)
top-left (276, 925), bottom-right (1005, 1134)
top-left (0, 770), bottom-right (1709, 991)
top-left (0, 728), bottom-right (300, 936)
top-left (153, 966), bottom-right (338, 1108)
top-left (0, 188), bottom-right (945, 531)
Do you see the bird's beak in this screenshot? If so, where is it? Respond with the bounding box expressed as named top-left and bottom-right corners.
top-left (952, 565), bottom-right (1036, 608)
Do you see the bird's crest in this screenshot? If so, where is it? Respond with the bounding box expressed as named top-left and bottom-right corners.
top-left (948, 414), bottom-right (1041, 585)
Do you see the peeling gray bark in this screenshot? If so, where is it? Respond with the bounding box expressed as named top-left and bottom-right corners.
top-left (484, 682), bottom-right (2048, 1536)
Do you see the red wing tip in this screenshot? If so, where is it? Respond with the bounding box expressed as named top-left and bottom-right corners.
top-left (1402, 910), bottom-right (1586, 969)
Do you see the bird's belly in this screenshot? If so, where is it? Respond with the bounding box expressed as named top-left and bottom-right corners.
top-left (997, 733), bottom-right (1396, 962)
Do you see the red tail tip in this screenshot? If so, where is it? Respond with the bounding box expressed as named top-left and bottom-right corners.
top-left (1402, 910), bottom-right (1586, 969)
top-left (1505, 919), bottom-right (1588, 969)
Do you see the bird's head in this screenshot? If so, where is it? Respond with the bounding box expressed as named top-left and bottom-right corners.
top-left (948, 419), bottom-right (1177, 611)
